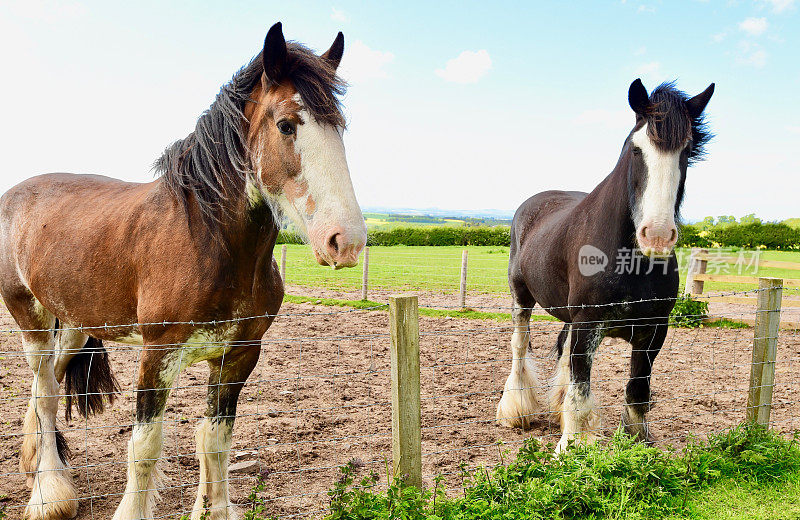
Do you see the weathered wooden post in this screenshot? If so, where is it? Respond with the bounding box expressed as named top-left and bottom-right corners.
top-left (361, 246), bottom-right (370, 301)
top-left (459, 249), bottom-right (468, 309)
top-left (389, 295), bottom-right (422, 489)
top-left (684, 247), bottom-right (708, 296)
top-left (280, 244), bottom-right (287, 282)
top-left (746, 277), bottom-right (783, 426)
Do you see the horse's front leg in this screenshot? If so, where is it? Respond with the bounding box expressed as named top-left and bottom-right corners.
top-left (192, 346), bottom-right (260, 520)
top-left (554, 322), bottom-right (604, 454)
top-left (113, 348), bottom-right (180, 520)
top-left (622, 322), bottom-right (667, 443)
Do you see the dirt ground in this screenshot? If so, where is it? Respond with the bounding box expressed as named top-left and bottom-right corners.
top-left (1, 299), bottom-right (798, 519)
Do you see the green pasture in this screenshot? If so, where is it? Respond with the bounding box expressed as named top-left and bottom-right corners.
top-left (280, 245), bottom-right (800, 296)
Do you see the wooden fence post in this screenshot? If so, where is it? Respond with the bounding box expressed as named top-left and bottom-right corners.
top-left (389, 295), bottom-right (422, 489)
top-left (685, 247), bottom-right (708, 296)
top-left (459, 249), bottom-right (468, 309)
top-left (746, 277), bottom-right (783, 426)
top-left (280, 245), bottom-right (287, 282)
top-left (361, 247), bottom-right (370, 301)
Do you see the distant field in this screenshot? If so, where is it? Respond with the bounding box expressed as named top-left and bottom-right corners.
top-left (280, 245), bottom-right (800, 296)
top-left (362, 212), bottom-right (511, 231)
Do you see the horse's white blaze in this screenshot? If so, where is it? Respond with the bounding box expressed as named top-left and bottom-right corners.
top-left (274, 95), bottom-right (366, 268)
top-left (631, 125), bottom-right (681, 256)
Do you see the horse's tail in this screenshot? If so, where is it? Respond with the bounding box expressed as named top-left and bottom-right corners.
top-left (61, 322), bottom-right (121, 421)
top-left (551, 323), bottom-right (571, 359)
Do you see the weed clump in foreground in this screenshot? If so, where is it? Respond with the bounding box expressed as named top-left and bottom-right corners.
top-left (323, 425), bottom-right (800, 520)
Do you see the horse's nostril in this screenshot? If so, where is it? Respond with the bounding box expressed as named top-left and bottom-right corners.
top-left (328, 233), bottom-right (341, 254)
top-left (670, 228), bottom-right (677, 242)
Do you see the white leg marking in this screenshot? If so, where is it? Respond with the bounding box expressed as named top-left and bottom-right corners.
top-left (192, 419), bottom-right (238, 520)
top-left (547, 327), bottom-right (572, 427)
top-left (23, 336), bottom-right (78, 520)
top-left (112, 422), bottom-right (165, 520)
top-left (554, 385), bottom-right (602, 454)
top-left (496, 309), bottom-right (542, 428)
top-left (553, 326), bottom-right (603, 454)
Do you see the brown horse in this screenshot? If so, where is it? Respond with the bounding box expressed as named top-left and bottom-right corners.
top-left (0, 23), bottom-right (366, 520)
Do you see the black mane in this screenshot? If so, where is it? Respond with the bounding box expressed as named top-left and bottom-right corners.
top-left (155, 43), bottom-right (347, 229)
top-left (644, 82), bottom-right (712, 164)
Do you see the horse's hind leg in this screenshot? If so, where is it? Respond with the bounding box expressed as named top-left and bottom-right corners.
top-left (547, 323), bottom-right (572, 426)
top-left (622, 322), bottom-right (667, 443)
top-left (554, 322), bottom-right (604, 454)
top-left (16, 304), bottom-right (78, 520)
top-left (496, 286), bottom-right (543, 429)
top-left (192, 346), bottom-right (260, 520)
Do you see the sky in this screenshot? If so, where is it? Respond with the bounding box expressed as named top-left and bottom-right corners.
top-left (1, 0), bottom-right (798, 221)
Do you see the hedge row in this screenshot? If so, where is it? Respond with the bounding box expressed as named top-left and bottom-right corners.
top-left (277, 222), bottom-right (800, 249)
top-left (678, 222), bottom-right (800, 250)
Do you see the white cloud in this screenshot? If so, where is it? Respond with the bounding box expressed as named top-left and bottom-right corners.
top-left (634, 46), bottom-right (647, 56)
top-left (330, 7), bottom-right (348, 23)
top-left (758, 0), bottom-right (795, 13)
top-left (711, 31), bottom-right (727, 43)
top-left (637, 4), bottom-right (656, 12)
top-left (339, 40), bottom-right (394, 84)
top-left (739, 17), bottom-right (768, 36)
top-left (786, 125), bottom-right (800, 134)
top-left (635, 61), bottom-right (661, 78)
top-left (737, 41), bottom-right (768, 67)
top-left (435, 49), bottom-right (492, 84)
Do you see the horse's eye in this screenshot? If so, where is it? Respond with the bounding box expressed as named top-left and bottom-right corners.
top-left (632, 147), bottom-right (642, 156)
top-left (277, 120), bottom-right (295, 136)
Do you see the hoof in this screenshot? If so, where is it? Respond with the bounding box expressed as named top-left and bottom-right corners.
top-left (554, 431), bottom-right (602, 455)
top-left (621, 408), bottom-right (655, 444)
top-left (24, 471), bottom-right (78, 520)
top-left (191, 504), bottom-right (240, 520)
top-left (496, 387), bottom-right (541, 430)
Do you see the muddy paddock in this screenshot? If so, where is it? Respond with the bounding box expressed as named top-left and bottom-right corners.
top-left (1, 301), bottom-right (798, 519)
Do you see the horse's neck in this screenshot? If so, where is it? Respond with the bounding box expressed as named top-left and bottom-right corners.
top-left (582, 159), bottom-right (636, 251)
top-left (163, 181), bottom-right (279, 269)
top-left (220, 204), bottom-right (280, 265)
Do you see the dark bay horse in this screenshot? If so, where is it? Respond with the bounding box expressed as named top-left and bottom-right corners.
top-left (496, 80), bottom-right (714, 453)
top-left (0, 23), bottom-right (366, 520)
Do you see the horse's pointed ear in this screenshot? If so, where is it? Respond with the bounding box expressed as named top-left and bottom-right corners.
top-left (628, 78), bottom-right (650, 116)
top-left (321, 32), bottom-right (345, 70)
top-left (686, 83), bottom-right (715, 119)
top-left (263, 22), bottom-right (288, 83)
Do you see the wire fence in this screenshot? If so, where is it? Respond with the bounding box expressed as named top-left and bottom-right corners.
top-left (0, 286), bottom-right (797, 519)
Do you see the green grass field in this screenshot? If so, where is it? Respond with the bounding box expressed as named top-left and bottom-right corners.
top-left (280, 245), bottom-right (800, 297)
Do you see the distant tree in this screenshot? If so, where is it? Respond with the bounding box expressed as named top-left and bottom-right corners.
top-left (739, 213), bottom-right (761, 225)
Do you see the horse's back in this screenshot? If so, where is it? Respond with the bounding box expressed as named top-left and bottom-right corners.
top-left (511, 190), bottom-right (587, 251)
top-left (0, 172), bottom-right (153, 267)
top-left (0, 173), bottom-right (161, 329)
